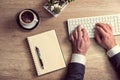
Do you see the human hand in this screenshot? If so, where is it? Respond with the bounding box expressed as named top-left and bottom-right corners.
top-left (94, 23), bottom-right (116, 51)
top-left (70, 25), bottom-right (90, 55)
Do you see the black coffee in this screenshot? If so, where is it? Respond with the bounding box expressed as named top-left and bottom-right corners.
top-left (21, 11), bottom-right (34, 23)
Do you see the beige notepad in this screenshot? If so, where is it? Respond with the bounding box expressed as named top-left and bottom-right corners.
top-left (27, 30), bottom-right (66, 76)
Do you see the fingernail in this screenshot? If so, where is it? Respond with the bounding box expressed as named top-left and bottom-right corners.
top-left (77, 25), bottom-right (81, 30)
top-left (94, 26), bottom-right (97, 30)
top-left (95, 26), bottom-right (100, 28)
top-left (95, 23), bottom-right (98, 26)
top-left (78, 24), bottom-right (81, 27)
top-left (82, 28), bottom-right (85, 31)
top-left (77, 25), bottom-right (81, 28)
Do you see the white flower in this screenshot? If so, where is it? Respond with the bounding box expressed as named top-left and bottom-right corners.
top-left (54, 4), bottom-right (61, 8)
top-left (54, 3), bottom-right (59, 7)
top-left (51, 6), bottom-right (54, 11)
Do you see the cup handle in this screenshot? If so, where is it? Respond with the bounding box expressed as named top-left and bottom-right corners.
top-left (34, 19), bottom-right (38, 22)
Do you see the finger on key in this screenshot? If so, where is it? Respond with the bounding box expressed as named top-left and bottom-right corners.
top-left (96, 23), bottom-right (108, 32)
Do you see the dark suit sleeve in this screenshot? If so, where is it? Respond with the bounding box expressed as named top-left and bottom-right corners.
top-left (65, 63), bottom-right (85, 80)
top-left (109, 52), bottom-right (120, 74)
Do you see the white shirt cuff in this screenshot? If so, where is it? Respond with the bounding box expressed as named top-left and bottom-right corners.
top-left (71, 53), bottom-right (86, 65)
top-left (107, 45), bottom-right (120, 57)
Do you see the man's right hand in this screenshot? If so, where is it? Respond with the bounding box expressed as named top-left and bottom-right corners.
top-left (94, 23), bottom-right (116, 51)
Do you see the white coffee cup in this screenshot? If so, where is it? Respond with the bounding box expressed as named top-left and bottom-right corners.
top-left (19, 10), bottom-right (38, 29)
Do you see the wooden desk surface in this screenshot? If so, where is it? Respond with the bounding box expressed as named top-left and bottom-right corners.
top-left (0, 0), bottom-right (120, 80)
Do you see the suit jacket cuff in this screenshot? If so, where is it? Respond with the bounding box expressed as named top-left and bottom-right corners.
top-left (71, 53), bottom-right (86, 65)
top-left (107, 45), bottom-right (120, 57)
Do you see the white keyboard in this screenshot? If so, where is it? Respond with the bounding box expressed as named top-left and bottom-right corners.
top-left (67, 14), bottom-right (120, 38)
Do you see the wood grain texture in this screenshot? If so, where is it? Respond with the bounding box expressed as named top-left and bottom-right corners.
top-left (0, 0), bottom-right (120, 80)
